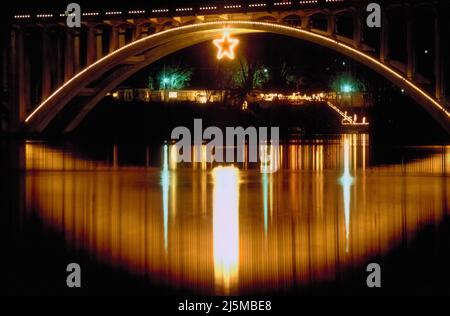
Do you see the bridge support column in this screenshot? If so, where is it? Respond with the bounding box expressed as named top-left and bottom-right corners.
top-left (95, 29), bottom-right (103, 60)
top-left (135, 24), bottom-right (142, 40)
top-left (10, 28), bottom-right (26, 130)
top-left (87, 26), bottom-right (96, 65)
top-left (434, 13), bottom-right (445, 103)
top-left (64, 29), bottom-right (74, 82)
top-left (380, 9), bottom-right (389, 64)
top-left (118, 27), bottom-right (127, 48)
top-left (109, 25), bottom-right (118, 53)
top-left (41, 28), bottom-right (51, 101)
top-left (56, 32), bottom-right (64, 87)
top-left (406, 5), bottom-right (415, 81)
top-left (301, 16), bottom-right (310, 29)
top-left (73, 31), bottom-right (81, 74)
top-left (353, 9), bottom-right (363, 48)
top-left (327, 13), bottom-right (336, 37)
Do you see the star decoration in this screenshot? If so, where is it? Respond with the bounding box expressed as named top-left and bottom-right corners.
top-left (213, 31), bottom-right (239, 60)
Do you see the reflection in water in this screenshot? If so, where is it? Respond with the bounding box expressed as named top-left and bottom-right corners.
top-left (260, 144), bottom-right (278, 235)
top-left (260, 144), bottom-right (279, 173)
top-left (340, 137), bottom-right (354, 253)
top-left (162, 144), bottom-right (170, 252)
top-left (262, 173), bottom-right (269, 234)
top-left (23, 136), bottom-right (450, 294)
top-left (212, 166), bottom-right (240, 294)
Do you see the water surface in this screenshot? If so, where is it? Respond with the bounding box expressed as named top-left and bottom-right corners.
top-left (4, 135), bottom-right (449, 295)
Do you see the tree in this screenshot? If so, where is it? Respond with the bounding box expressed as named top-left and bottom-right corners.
top-left (148, 64), bottom-right (193, 90)
top-left (219, 57), bottom-right (269, 104)
top-left (286, 73), bottom-right (307, 91)
top-left (232, 58), bottom-right (269, 91)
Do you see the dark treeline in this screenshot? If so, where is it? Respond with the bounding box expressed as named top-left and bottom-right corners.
top-left (69, 98), bottom-right (343, 143)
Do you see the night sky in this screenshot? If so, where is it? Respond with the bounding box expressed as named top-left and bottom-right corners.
top-left (126, 33), bottom-right (383, 93)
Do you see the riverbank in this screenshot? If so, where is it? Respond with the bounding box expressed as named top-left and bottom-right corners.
top-left (69, 98), bottom-right (359, 142)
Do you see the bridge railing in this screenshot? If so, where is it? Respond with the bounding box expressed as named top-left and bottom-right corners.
top-left (11, 0), bottom-right (349, 22)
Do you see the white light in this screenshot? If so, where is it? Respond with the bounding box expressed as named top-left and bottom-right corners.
top-left (249, 3), bottom-right (267, 7)
top-left (200, 6), bottom-right (217, 10)
top-left (152, 9), bottom-right (169, 13)
top-left (224, 5), bottom-right (241, 9)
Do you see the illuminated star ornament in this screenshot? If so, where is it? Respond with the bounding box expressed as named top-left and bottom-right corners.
top-left (213, 31), bottom-right (239, 60)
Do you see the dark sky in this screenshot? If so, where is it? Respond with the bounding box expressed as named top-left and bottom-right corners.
top-left (125, 32), bottom-right (387, 93)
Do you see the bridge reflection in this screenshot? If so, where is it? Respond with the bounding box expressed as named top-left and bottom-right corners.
top-left (23, 136), bottom-right (449, 294)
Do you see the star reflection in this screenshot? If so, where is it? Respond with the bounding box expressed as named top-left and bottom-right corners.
top-left (213, 166), bottom-right (240, 294)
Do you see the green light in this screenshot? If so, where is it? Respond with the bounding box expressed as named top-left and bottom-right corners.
top-left (341, 83), bottom-right (353, 93)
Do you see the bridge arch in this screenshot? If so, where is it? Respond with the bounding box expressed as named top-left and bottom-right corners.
top-left (136, 22), bottom-right (158, 39)
top-left (282, 15), bottom-right (302, 27)
top-left (335, 10), bottom-right (354, 39)
top-left (256, 16), bottom-right (278, 23)
top-left (161, 20), bottom-right (181, 30)
top-left (24, 21), bottom-right (450, 134)
top-left (308, 12), bottom-right (329, 32)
